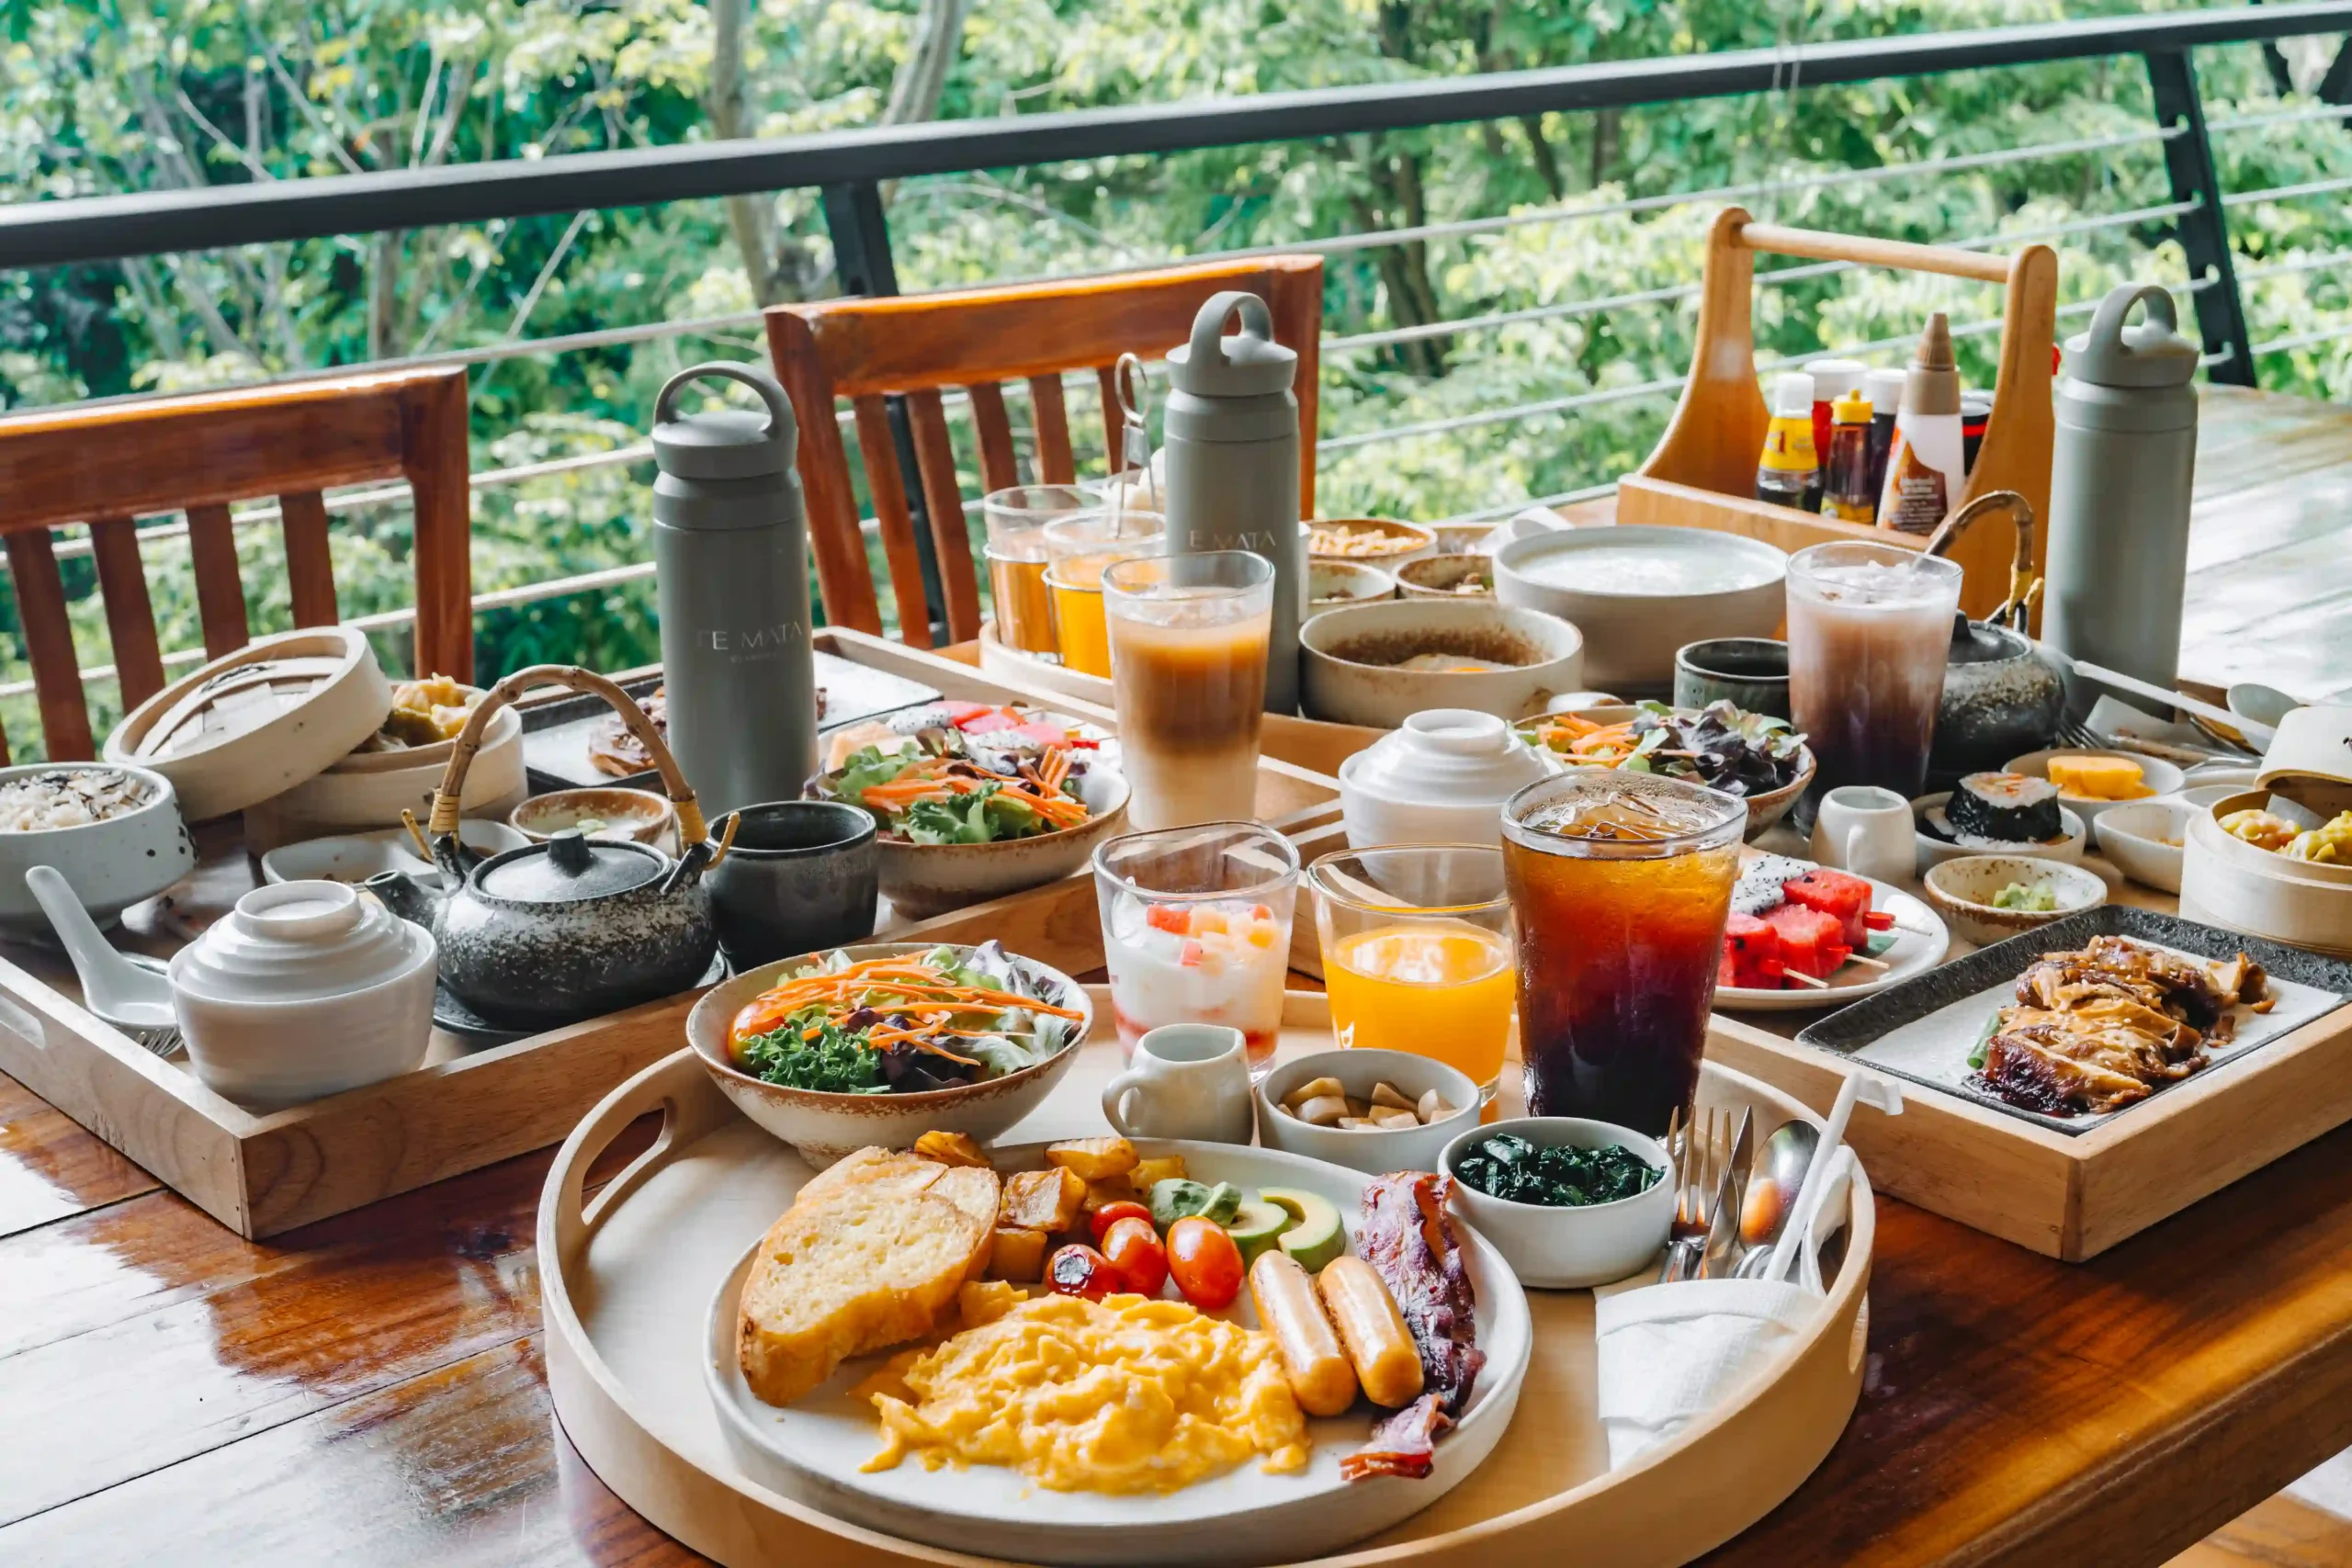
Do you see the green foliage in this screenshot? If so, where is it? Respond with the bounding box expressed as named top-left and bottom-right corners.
top-left (0, 0), bottom-right (2346, 758)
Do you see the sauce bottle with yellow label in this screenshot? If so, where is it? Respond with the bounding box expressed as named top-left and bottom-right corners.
top-left (1755, 372), bottom-right (1819, 512)
top-left (1821, 389), bottom-right (1876, 523)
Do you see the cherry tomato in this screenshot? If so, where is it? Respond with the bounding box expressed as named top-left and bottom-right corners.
top-left (1088, 1201), bottom-right (1156, 1246)
top-left (1046, 1244), bottom-right (1119, 1302)
top-left (1165, 1217), bottom-right (1243, 1311)
top-left (1100, 1216), bottom-right (1169, 1296)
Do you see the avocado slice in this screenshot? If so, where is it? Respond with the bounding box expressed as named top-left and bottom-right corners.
top-left (1227, 1198), bottom-right (1292, 1265)
top-left (1259, 1187), bottom-right (1345, 1273)
top-left (1149, 1178), bottom-right (1245, 1230)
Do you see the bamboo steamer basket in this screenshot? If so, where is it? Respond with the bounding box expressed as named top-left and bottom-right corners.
top-left (242, 704), bottom-right (526, 852)
top-left (2180, 788), bottom-right (2352, 958)
top-left (103, 627), bottom-right (393, 822)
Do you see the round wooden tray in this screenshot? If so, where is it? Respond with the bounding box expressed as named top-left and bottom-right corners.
top-left (537, 992), bottom-right (1873, 1568)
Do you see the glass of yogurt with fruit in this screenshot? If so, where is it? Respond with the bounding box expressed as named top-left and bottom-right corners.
top-left (1091, 822), bottom-right (1299, 1077)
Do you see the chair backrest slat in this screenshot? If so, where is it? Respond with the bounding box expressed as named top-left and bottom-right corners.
top-left (87, 516), bottom-right (165, 713)
top-left (851, 395), bottom-right (938, 649)
top-left (966, 381), bottom-right (1022, 494)
top-left (279, 491), bottom-right (338, 628)
top-left (0, 367), bottom-right (475, 760)
top-left (5, 528), bottom-right (93, 761)
top-left (185, 502), bottom-right (252, 660)
top-left (1028, 375), bottom-right (1076, 484)
top-left (904, 389), bottom-right (983, 642)
top-left (765, 258), bottom-right (1323, 643)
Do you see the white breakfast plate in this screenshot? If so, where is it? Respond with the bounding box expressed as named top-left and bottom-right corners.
top-left (702, 1139), bottom-right (1532, 1568)
top-left (1715, 874), bottom-right (1951, 1012)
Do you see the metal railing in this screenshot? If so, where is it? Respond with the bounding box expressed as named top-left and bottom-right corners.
top-left (4, 0), bottom-right (2352, 699)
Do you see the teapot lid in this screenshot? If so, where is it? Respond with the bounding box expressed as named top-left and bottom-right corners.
top-left (169, 880), bottom-right (427, 1006)
top-left (1340, 708), bottom-right (1555, 808)
top-left (476, 829), bottom-right (663, 902)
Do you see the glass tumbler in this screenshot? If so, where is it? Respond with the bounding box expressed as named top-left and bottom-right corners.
top-left (1102, 550), bottom-right (1273, 830)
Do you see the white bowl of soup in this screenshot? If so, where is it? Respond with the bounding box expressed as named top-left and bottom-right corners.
top-left (1494, 526), bottom-right (1788, 697)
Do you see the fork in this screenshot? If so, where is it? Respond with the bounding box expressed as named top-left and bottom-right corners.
top-left (1661, 1103), bottom-right (1723, 1281)
top-left (131, 1024), bottom-right (183, 1060)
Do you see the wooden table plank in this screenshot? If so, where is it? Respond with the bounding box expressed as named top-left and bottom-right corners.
top-left (0, 1069), bottom-right (156, 1240)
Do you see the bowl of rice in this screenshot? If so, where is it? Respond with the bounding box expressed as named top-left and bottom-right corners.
top-left (0, 764), bottom-right (195, 940)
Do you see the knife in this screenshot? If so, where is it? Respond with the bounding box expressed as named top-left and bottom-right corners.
top-left (1699, 1108), bottom-right (1754, 1280)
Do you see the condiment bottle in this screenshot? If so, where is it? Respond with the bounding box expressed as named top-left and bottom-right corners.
top-left (1755, 372), bottom-right (1818, 512)
top-left (1878, 314), bottom-right (1964, 536)
top-left (1163, 291), bottom-right (1305, 714)
top-left (1862, 367), bottom-right (1905, 501)
top-left (1959, 389), bottom-right (1994, 476)
top-left (649, 363), bottom-right (818, 817)
top-left (1804, 358), bottom-right (1866, 513)
top-left (2044, 282), bottom-right (2201, 696)
top-left (1821, 389), bottom-right (1876, 523)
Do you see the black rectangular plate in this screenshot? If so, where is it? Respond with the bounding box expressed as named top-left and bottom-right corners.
top-left (1792, 905), bottom-right (2352, 1135)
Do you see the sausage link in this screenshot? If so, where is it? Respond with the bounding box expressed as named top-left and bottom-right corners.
top-left (1248, 1250), bottom-right (1359, 1416)
top-left (1315, 1255), bottom-right (1424, 1408)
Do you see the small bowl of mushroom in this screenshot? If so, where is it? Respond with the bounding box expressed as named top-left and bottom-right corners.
top-left (1255, 1047), bottom-right (1481, 1176)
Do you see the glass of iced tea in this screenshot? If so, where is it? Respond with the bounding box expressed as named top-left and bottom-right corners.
top-left (1307, 845), bottom-right (1512, 1108)
top-left (1102, 551), bottom-right (1273, 830)
top-left (1093, 822), bottom-right (1299, 1077)
top-left (1786, 540), bottom-right (1965, 808)
top-left (1500, 772), bottom-right (1745, 1137)
top-left (982, 485), bottom-right (1096, 656)
top-left (1042, 510), bottom-right (1163, 680)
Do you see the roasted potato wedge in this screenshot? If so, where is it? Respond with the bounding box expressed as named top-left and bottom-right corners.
top-left (1044, 1136), bottom-right (1139, 1182)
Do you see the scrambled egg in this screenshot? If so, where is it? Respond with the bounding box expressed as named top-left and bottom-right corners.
top-left (858, 1293), bottom-right (1308, 1493)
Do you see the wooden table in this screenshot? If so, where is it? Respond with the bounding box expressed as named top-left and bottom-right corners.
top-left (12, 390), bottom-right (2352, 1565)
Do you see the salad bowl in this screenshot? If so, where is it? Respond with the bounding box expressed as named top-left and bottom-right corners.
top-left (1517, 701), bottom-right (1815, 841)
top-left (813, 702), bottom-right (1129, 919)
top-left (686, 941), bottom-right (1094, 1166)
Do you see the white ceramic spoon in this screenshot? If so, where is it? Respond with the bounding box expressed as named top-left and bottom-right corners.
top-left (26, 865), bottom-right (175, 1031)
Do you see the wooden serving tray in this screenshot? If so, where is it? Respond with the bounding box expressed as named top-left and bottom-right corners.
top-left (0, 650), bottom-right (1342, 1237)
top-left (1703, 859), bottom-right (2352, 1261)
top-left (537, 991), bottom-right (1874, 1568)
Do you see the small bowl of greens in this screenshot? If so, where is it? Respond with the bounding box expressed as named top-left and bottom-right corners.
top-left (809, 703), bottom-right (1130, 919)
top-left (686, 940), bottom-right (1094, 1166)
top-left (1922, 854), bottom-right (2108, 947)
top-left (1441, 1117), bottom-right (1674, 1288)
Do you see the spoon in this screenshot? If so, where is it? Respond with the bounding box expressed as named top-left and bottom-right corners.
top-left (2228, 682), bottom-right (2301, 731)
top-left (26, 865), bottom-right (175, 1031)
top-left (1762, 1071), bottom-right (1904, 1286)
top-left (1733, 1120), bottom-right (1820, 1279)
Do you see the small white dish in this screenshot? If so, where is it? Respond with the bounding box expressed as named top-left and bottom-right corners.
top-left (2001, 748), bottom-right (2186, 829)
top-left (1306, 559), bottom-right (1396, 612)
top-left (260, 820), bottom-right (528, 887)
top-left (2094, 800), bottom-right (2194, 894)
top-left (1913, 792), bottom-right (2088, 874)
top-left (512, 786), bottom-right (677, 848)
top-left (1921, 855), bottom-right (2108, 947)
top-left (2172, 776), bottom-right (2260, 813)
top-left (1336, 708), bottom-right (1556, 850)
top-left (1714, 874), bottom-right (1951, 1013)
top-left (1256, 1047), bottom-right (1480, 1175)
top-left (170, 879), bottom-right (436, 1108)
top-left (1442, 1116), bottom-right (1675, 1289)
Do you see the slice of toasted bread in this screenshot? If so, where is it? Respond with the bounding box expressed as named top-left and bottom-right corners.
top-left (737, 1172), bottom-right (1001, 1407)
top-left (796, 1147), bottom-right (1001, 1228)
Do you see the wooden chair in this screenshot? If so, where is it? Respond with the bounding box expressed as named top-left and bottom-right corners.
top-left (764, 256), bottom-right (1323, 648)
top-left (0, 367), bottom-right (474, 761)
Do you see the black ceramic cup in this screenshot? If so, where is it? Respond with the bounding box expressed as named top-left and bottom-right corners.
top-left (707, 800), bottom-right (878, 970)
top-left (1672, 637), bottom-right (1792, 719)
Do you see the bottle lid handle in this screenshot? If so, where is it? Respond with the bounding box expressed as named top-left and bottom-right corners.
top-left (2086, 283), bottom-right (2178, 355)
top-left (1186, 290), bottom-right (1274, 369)
top-left (653, 361), bottom-right (795, 442)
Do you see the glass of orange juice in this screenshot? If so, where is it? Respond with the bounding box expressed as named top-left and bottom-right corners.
top-left (1306, 845), bottom-right (1513, 1109)
top-left (982, 486), bottom-right (1098, 656)
top-left (1043, 511), bottom-right (1162, 679)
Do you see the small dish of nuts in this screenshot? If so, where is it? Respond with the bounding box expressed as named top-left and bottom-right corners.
top-left (1276, 1075), bottom-right (1457, 1130)
top-left (1253, 1047), bottom-right (1481, 1176)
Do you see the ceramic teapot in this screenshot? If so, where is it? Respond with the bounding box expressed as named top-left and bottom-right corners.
top-left (1922, 491), bottom-right (2067, 783)
top-left (367, 665), bottom-right (734, 1031)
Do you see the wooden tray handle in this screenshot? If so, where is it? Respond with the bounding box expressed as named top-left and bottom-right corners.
top-left (429, 664), bottom-right (711, 848)
top-left (545, 1052), bottom-right (741, 1264)
top-left (1735, 221), bottom-right (2014, 286)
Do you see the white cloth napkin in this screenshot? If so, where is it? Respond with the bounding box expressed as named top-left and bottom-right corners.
top-left (1592, 1277), bottom-right (1825, 1471)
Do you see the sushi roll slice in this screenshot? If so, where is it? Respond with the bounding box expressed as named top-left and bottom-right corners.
top-left (1947, 772), bottom-right (2063, 843)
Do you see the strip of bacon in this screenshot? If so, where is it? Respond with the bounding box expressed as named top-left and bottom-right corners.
top-left (1340, 1172), bottom-right (1486, 1483)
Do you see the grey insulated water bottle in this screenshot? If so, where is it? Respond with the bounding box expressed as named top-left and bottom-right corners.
top-left (650, 363), bottom-right (818, 817)
top-left (2043, 284), bottom-right (2200, 702)
top-left (1163, 291), bottom-right (1305, 714)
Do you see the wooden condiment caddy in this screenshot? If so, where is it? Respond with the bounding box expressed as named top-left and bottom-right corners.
top-left (1617, 207), bottom-right (2058, 623)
